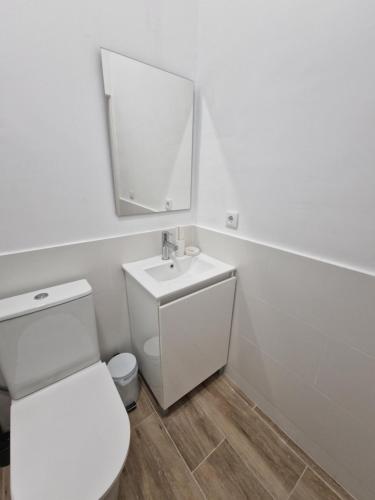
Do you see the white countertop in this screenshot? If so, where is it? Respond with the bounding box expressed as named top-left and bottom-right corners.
top-left (122, 253), bottom-right (235, 301)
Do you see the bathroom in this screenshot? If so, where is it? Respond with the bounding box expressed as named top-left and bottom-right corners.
top-left (1, 1), bottom-right (374, 499)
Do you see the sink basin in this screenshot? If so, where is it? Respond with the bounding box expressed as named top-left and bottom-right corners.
top-left (123, 253), bottom-right (235, 302)
top-left (145, 256), bottom-right (214, 282)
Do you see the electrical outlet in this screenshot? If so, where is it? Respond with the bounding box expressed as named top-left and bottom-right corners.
top-left (225, 211), bottom-right (239, 229)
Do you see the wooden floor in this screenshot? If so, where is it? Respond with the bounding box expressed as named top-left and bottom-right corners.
top-left (120, 374), bottom-right (355, 500)
top-left (0, 466), bottom-right (9, 500)
top-left (0, 374), bottom-right (356, 500)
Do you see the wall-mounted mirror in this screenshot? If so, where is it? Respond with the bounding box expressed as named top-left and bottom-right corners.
top-left (101, 49), bottom-right (194, 216)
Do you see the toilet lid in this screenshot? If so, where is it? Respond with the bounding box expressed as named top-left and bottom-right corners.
top-left (11, 362), bottom-right (130, 500)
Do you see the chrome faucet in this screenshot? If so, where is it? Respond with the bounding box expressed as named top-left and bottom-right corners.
top-left (161, 231), bottom-right (178, 260)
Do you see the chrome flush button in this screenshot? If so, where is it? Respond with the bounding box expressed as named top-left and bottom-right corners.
top-left (34, 292), bottom-right (49, 300)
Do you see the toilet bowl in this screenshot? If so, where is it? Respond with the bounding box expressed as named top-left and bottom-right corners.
top-left (0, 280), bottom-right (131, 500)
top-left (11, 362), bottom-right (129, 500)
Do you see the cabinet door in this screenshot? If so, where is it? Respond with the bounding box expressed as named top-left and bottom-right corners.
top-left (159, 277), bottom-right (236, 408)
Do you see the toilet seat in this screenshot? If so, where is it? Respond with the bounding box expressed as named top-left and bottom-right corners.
top-left (10, 362), bottom-right (130, 500)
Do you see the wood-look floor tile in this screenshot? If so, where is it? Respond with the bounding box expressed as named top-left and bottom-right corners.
top-left (203, 374), bottom-right (256, 409)
top-left (139, 376), bottom-right (162, 414)
top-left (162, 392), bottom-right (224, 470)
top-left (307, 463), bottom-right (355, 500)
top-left (220, 375), bottom-right (256, 408)
top-left (254, 407), bottom-right (355, 500)
top-left (128, 380), bottom-right (154, 428)
top-left (120, 414), bottom-right (203, 499)
top-left (290, 468), bottom-right (342, 500)
top-left (194, 377), bottom-right (304, 499)
top-left (194, 439), bottom-right (273, 500)
top-left (0, 467), bottom-right (10, 500)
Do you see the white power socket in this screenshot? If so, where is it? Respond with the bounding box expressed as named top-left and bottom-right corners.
top-left (225, 211), bottom-right (239, 229)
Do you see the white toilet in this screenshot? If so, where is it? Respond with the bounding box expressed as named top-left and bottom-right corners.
top-left (0, 279), bottom-right (130, 500)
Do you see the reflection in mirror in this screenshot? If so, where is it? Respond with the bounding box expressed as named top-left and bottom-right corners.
top-left (101, 49), bottom-right (194, 216)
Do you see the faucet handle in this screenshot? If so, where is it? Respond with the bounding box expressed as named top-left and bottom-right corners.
top-left (162, 230), bottom-right (173, 240)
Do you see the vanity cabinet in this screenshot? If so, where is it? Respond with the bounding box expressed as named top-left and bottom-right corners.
top-left (125, 275), bottom-right (236, 409)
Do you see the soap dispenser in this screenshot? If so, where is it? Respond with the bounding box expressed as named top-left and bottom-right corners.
top-left (175, 227), bottom-right (185, 257)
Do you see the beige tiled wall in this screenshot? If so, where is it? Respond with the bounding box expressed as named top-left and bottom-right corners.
top-left (2, 224), bottom-right (374, 499)
top-left (194, 225), bottom-right (375, 500)
top-left (0, 226), bottom-right (193, 430)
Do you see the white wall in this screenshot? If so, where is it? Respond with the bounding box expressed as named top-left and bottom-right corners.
top-left (194, 3), bottom-right (375, 499)
top-left (196, 0), bottom-right (375, 272)
top-left (0, 0), bottom-right (198, 254)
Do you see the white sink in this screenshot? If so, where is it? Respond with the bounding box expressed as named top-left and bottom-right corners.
top-left (123, 253), bottom-right (235, 301)
top-left (145, 256), bottom-right (214, 282)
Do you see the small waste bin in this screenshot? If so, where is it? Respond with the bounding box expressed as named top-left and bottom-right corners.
top-left (108, 353), bottom-right (139, 412)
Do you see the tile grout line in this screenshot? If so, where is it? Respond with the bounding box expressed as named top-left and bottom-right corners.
top-left (130, 406), bottom-right (156, 430)
top-left (221, 375), bottom-right (257, 409)
top-left (224, 377), bottom-right (356, 500)
top-left (233, 333), bottom-right (370, 471)
top-left (192, 389), bottom-right (277, 500)
top-left (305, 468), bottom-right (355, 500)
top-left (223, 436), bottom-right (277, 500)
top-left (141, 375), bottom-right (354, 500)
top-left (194, 374), bottom-right (277, 500)
top-left (252, 405), bottom-right (307, 464)
top-left (286, 465), bottom-right (307, 500)
top-left (138, 375), bottom-right (355, 500)
top-left (254, 404), bottom-right (311, 464)
top-left (190, 378), bottom-right (278, 500)
top-left (129, 381), bottom-right (157, 429)
top-left (191, 436), bottom-right (226, 474)
top-left (127, 400), bottom-right (207, 499)
top-left (139, 377), bottom-right (166, 418)
top-left (252, 406), bottom-right (356, 500)
top-left (131, 411), bottom-right (156, 430)
top-left (154, 412), bottom-right (208, 500)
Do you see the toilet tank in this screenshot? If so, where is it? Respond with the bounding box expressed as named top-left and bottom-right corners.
top-left (0, 280), bottom-right (100, 400)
